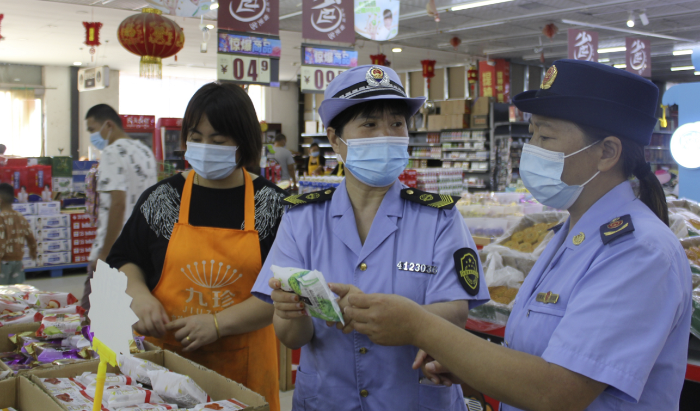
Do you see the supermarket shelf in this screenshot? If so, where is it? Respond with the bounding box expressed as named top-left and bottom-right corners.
top-left (442, 158), bottom-right (489, 162)
top-left (25, 263), bottom-right (88, 278)
top-left (301, 133), bottom-right (327, 137)
top-left (409, 156), bottom-right (442, 160)
top-left (645, 146), bottom-right (669, 150)
top-left (443, 148), bottom-right (486, 152)
top-left (494, 121), bottom-right (529, 127)
top-left (408, 143), bottom-right (442, 147)
top-left (466, 184), bottom-right (488, 188)
top-left (463, 170), bottom-right (490, 173)
top-left (301, 144), bottom-right (332, 148)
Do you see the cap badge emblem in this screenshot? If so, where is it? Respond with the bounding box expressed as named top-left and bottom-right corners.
top-left (607, 217), bottom-right (623, 230)
top-left (572, 232), bottom-right (585, 245)
top-left (541, 65), bottom-right (557, 90)
top-left (366, 66), bottom-right (391, 88)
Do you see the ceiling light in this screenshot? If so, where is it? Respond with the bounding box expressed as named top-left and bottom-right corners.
top-left (613, 64), bottom-right (627, 69)
top-left (561, 19), bottom-right (693, 42)
top-left (210, 1), bottom-right (219, 10)
top-left (206, 24), bottom-right (215, 29)
top-left (392, 48), bottom-right (402, 53)
top-left (673, 50), bottom-right (693, 56)
top-left (626, 13), bottom-right (635, 28)
top-left (696, 71), bottom-right (700, 75)
top-left (599, 58), bottom-right (610, 63)
top-left (18, 39), bottom-right (26, 41)
top-left (451, 0), bottom-right (514, 12)
top-left (671, 66), bottom-right (695, 71)
top-left (73, 62), bottom-right (82, 66)
top-left (639, 12), bottom-right (649, 26)
top-left (598, 46), bottom-right (626, 53)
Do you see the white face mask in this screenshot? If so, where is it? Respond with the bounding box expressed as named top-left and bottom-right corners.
top-left (519, 140), bottom-right (600, 209)
top-left (184, 142), bottom-right (238, 180)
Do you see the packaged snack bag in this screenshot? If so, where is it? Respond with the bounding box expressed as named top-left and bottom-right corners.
top-left (271, 265), bottom-right (344, 324)
top-left (0, 295), bottom-right (28, 314)
top-left (62, 334), bottom-right (91, 350)
top-left (36, 313), bottom-right (82, 339)
top-left (23, 291), bottom-right (78, 309)
top-left (41, 305), bottom-right (87, 316)
top-left (78, 371), bottom-right (137, 387)
top-left (118, 354), bottom-right (168, 385)
top-left (0, 309), bottom-right (42, 326)
top-left (92, 385), bottom-right (164, 409)
top-left (193, 398), bottom-right (249, 410)
top-left (114, 404), bottom-right (179, 410)
top-left (147, 370), bottom-right (210, 408)
top-left (40, 377), bottom-right (87, 393)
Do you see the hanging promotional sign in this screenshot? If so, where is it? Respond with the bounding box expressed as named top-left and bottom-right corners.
top-left (300, 44), bottom-right (357, 93)
top-left (354, 0), bottom-right (400, 41)
top-left (625, 37), bottom-right (651, 77)
top-left (218, 0), bottom-right (279, 36)
top-left (567, 29), bottom-right (598, 62)
top-left (217, 30), bottom-right (280, 86)
top-left (145, 0), bottom-right (218, 17)
top-left (478, 59), bottom-right (510, 102)
top-left (303, 0), bottom-right (355, 43)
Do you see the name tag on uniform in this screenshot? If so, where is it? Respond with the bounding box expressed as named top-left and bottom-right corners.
top-left (397, 261), bottom-right (437, 275)
top-left (536, 291), bottom-right (559, 304)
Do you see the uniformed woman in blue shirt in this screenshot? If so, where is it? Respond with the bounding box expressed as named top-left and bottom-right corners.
top-left (341, 59), bottom-right (693, 411)
top-left (251, 65), bottom-right (491, 411)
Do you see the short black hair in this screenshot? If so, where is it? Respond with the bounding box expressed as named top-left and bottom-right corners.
top-left (384, 9), bottom-right (392, 19)
top-left (181, 82), bottom-right (261, 170)
top-left (0, 144), bottom-right (6, 154)
top-left (310, 143), bottom-right (320, 149)
top-left (0, 183), bottom-right (14, 203)
top-left (85, 104), bottom-right (123, 129)
top-left (274, 134), bottom-right (287, 143)
top-left (328, 100), bottom-right (411, 137)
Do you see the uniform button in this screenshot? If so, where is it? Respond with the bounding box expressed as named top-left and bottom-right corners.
top-left (360, 389), bottom-right (369, 397)
top-left (407, 190), bottom-right (414, 195)
top-left (360, 263), bottom-right (367, 271)
top-left (359, 347), bottom-right (368, 354)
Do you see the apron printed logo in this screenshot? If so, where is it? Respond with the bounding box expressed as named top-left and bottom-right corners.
top-left (180, 260), bottom-right (244, 288)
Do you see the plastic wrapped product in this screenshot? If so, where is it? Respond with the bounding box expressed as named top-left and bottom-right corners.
top-left (0, 351), bottom-right (29, 365)
top-left (52, 389), bottom-right (92, 407)
top-left (40, 377), bottom-right (87, 393)
top-left (114, 404), bottom-right (179, 410)
top-left (77, 371), bottom-right (137, 387)
top-left (0, 295), bottom-right (29, 314)
top-left (36, 313), bottom-right (82, 339)
top-left (271, 265), bottom-right (344, 324)
top-left (85, 386), bottom-right (164, 409)
top-left (40, 305), bottom-right (87, 316)
top-left (118, 354), bottom-right (168, 385)
top-left (192, 398), bottom-right (249, 410)
top-left (9, 331), bottom-right (43, 351)
top-left (0, 309), bottom-right (42, 326)
top-left (147, 370), bottom-right (210, 409)
top-left (62, 334), bottom-right (92, 350)
top-left (35, 346), bottom-right (91, 363)
top-left (22, 291), bottom-right (78, 309)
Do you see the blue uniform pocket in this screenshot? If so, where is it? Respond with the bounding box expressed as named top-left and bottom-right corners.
top-left (418, 383), bottom-right (462, 410)
top-left (292, 367), bottom-right (319, 411)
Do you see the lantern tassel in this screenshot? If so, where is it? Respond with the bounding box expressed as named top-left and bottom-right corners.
top-left (140, 56), bottom-right (162, 79)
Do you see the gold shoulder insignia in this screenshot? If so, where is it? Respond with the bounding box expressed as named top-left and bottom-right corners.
top-left (283, 188), bottom-right (335, 208)
top-left (599, 214), bottom-right (635, 245)
top-left (400, 188), bottom-right (459, 210)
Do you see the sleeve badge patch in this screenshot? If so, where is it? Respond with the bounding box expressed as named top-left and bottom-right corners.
top-left (454, 247), bottom-right (479, 296)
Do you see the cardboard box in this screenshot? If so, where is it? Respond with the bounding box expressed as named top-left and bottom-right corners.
top-left (472, 97), bottom-right (492, 116)
top-left (51, 157), bottom-right (73, 178)
top-left (41, 214), bottom-right (70, 228)
top-left (73, 253), bottom-right (91, 263)
top-left (52, 177), bottom-right (73, 193)
top-left (29, 350), bottom-right (269, 411)
top-left (26, 165), bottom-right (52, 198)
top-left (471, 114), bottom-right (489, 129)
top-left (72, 228), bottom-right (97, 239)
top-left (42, 252), bottom-right (71, 266)
top-left (11, 202), bottom-right (38, 216)
top-left (71, 219), bottom-right (95, 231)
top-left (0, 323), bottom-right (41, 374)
top-left (0, 376), bottom-right (66, 411)
top-left (38, 201), bottom-right (61, 216)
top-left (41, 228), bottom-right (70, 241)
top-left (42, 240), bottom-right (71, 253)
top-left (72, 237), bottom-right (95, 248)
top-left (22, 257), bottom-right (38, 269)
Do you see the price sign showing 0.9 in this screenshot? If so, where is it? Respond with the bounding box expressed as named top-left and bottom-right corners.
top-left (300, 66), bottom-right (347, 93)
top-left (217, 54), bottom-right (271, 85)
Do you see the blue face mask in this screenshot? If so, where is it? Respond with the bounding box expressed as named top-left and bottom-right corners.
top-left (310, 151), bottom-right (320, 157)
top-left (90, 123), bottom-right (109, 151)
top-left (339, 136), bottom-right (409, 187)
top-left (184, 142), bottom-right (238, 180)
top-left (519, 141), bottom-right (600, 209)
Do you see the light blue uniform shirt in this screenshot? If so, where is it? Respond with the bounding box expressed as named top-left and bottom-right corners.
top-left (502, 181), bottom-right (692, 410)
top-left (252, 179), bottom-right (490, 411)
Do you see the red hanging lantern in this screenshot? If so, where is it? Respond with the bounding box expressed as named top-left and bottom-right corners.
top-left (0, 14), bottom-right (5, 41)
top-left (117, 8), bottom-right (185, 79)
top-left (370, 54), bottom-right (387, 66)
top-left (449, 37), bottom-right (461, 50)
top-left (421, 59), bottom-right (436, 88)
top-left (542, 23), bottom-right (558, 40)
top-left (83, 22), bottom-right (103, 61)
top-left (467, 66), bottom-right (478, 84)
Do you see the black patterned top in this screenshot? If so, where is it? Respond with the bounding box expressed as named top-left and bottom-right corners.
top-left (107, 173), bottom-right (287, 290)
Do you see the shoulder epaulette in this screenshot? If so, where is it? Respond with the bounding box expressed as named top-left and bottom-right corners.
top-left (599, 214), bottom-right (635, 245)
top-left (283, 188), bottom-right (335, 208)
top-left (400, 188), bottom-right (459, 210)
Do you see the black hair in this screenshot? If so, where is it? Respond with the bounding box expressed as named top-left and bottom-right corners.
top-left (274, 134), bottom-right (287, 143)
top-left (579, 124), bottom-right (669, 226)
top-left (85, 104), bottom-right (123, 129)
top-left (0, 144), bottom-right (6, 154)
top-left (328, 99), bottom-right (412, 137)
top-left (0, 183), bottom-right (14, 204)
top-left (310, 143), bottom-right (320, 149)
top-left (383, 9), bottom-right (392, 19)
top-left (181, 82), bottom-right (262, 170)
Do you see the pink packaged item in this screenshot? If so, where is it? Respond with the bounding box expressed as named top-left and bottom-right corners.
top-left (36, 313), bottom-right (82, 339)
top-left (0, 295), bottom-right (29, 314)
top-left (78, 371), bottom-right (137, 387)
top-left (0, 309), bottom-right (42, 326)
top-left (114, 403), bottom-right (179, 410)
top-left (40, 377), bottom-right (87, 393)
top-left (86, 385), bottom-right (164, 409)
top-left (193, 398), bottom-right (249, 410)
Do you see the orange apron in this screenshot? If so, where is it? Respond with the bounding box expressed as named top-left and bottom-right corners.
top-left (308, 156), bottom-right (321, 175)
top-left (148, 170), bottom-right (280, 411)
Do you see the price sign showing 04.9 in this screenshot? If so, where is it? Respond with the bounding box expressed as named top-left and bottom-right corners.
top-left (218, 54), bottom-right (271, 85)
top-left (301, 66), bottom-right (347, 93)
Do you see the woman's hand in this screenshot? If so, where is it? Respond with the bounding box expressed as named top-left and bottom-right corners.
top-left (165, 314), bottom-right (218, 352)
top-left (344, 293), bottom-right (427, 346)
top-left (269, 278), bottom-right (307, 320)
top-left (326, 283), bottom-right (364, 333)
top-left (131, 293), bottom-right (170, 338)
top-left (413, 349), bottom-right (463, 387)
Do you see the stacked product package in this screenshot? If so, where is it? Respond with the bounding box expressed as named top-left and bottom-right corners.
top-left (71, 214), bottom-right (97, 264)
top-left (11, 202), bottom-right (67, 268)
top-left (39, 356), bottom-right (249, 411)
top-left (297, 176), bottom-right (344, 194)
top-left (415, 168), bottom-right (463, 196)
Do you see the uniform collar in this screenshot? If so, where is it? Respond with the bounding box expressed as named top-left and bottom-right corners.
top-left (331, 179), bottom-right (404, 218)
top-left (563, 180), bottom-right (636, 249)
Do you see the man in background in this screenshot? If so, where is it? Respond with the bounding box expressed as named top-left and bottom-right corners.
top-left (270, 134), bottom-right (297, 189)
top-left (0, 183), bottom-right (37, 285)
top-left (81, 104), bottom-right (157, 310)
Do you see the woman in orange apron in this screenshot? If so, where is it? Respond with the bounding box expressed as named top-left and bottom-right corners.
top-left (306, 143), bottom-right (325, 176)
top-left (106, 83), bottom-right (283, 411)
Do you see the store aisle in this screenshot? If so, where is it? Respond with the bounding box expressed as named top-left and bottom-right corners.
top-left (23, 273), bottom-right (296, 411)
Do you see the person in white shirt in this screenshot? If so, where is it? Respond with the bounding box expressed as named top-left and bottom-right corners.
top-left (81, 104), bottom-right (157, 310)
top-left (270, 134), bottom-right (297, 189)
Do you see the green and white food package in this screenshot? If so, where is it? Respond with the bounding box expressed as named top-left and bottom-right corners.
top-left (147, 370), bottom-right (210, 408)
top-left (118, 354), bottom-right (168, 385)
top-left (271, 265), bottom-right (344, 324)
